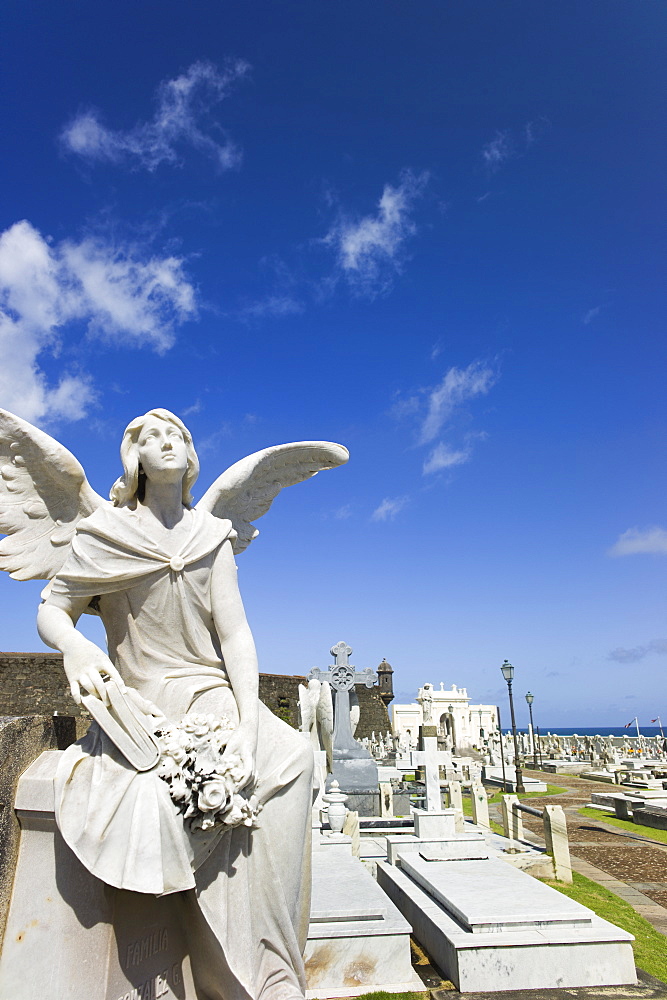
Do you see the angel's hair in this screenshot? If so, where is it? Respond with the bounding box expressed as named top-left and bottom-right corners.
top-left (110, 408), bottom-right (199, 507)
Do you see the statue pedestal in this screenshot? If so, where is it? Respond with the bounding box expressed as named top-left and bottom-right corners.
top-left (0, 751), bottom-right (198, 1000)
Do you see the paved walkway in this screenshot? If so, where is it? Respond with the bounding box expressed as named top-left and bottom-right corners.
top-left (487, 768), bottom-right (667, 937)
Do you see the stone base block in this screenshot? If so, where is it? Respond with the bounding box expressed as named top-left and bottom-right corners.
top-left (633, 805), bottom-right (667, 830)
top-left (340, 791), bottom-right (379, 817)
top-left (385, 834), bottom-right (488, 865)
top-left (412, 807), bottom-right (456, 840)
top-left (305, 851), bottom-right (421, 998)
top-left (377, 857), bottom-right (636, 993)
top-left (0, 753), bottom-right (197, 1000)
top-left (316, 833), bottom-right (353, 856)
top-left (304, 851), bottom-right (421, 998)
top-left (328, 755), bottom-right (378, 794)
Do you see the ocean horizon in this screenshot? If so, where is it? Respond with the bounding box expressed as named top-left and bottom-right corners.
top-left (503, 726), bottom-right (665, 738)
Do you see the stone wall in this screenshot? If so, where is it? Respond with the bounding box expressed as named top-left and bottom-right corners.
top-left (0, 653), bottom-right (390, 738)
top-left (0, 653), bottom-right (78, 717)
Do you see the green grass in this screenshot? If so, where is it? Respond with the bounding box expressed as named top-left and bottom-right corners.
top-left (541, 871), bottom-right (667, 983)
top-left (351, 992), bottom-right (431, 1000)
top-left (485, 783), bottom-right (567, 804)
top-left (462, 783), bottom-right (566, 809)
top-left (460, 791), bottom-right (509, 836)
top-left (578, 806), bottom-right (667, 845)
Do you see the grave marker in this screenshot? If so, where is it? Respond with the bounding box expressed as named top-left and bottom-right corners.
top-left (309, 641), bottom-right (378, 794)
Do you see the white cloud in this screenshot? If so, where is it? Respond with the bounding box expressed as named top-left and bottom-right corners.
top-left (608, 639), bottom-right (667, 664)
top-left (583, 306), bottom-right (601, 325)
top-left (419, 360), bottom-right (497, 445)
top-left (371, 496), bottom-right (409, 522)
top-left (423, 443), bottom-right (471, 475)
top-left (61, 60), bottom-right (249, 172)
top-left (0, 220), bottom-right (197, 424)
top-left (324, 170), bottom-right (428, 298)
top-left (482, 131), bottom-right (512, 170)
top-left (333, 504), bottom-right (352, 520)
top-left (608, 527), bottom-right (667, 557)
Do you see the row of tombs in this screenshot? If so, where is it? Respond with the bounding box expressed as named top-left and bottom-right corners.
top-left (0, 709), bottom-right (638, 1000)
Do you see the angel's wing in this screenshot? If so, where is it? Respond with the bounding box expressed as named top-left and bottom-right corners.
top-left (196, 441), bottom-right (349, 554)
top-left (350, 696), bottom-right (360, 737)
top-left (0, 408), bottom-right (105, 581)
top-left (298, 681), bottom-right (316, 734)
top-left (316, 680), bottom-right (334, 772)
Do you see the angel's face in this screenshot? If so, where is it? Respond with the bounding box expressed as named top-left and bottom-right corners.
top-left (136, 417), bottom-right (188, 486)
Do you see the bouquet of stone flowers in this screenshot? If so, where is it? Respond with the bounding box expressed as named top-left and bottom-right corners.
top-left (155, 712), bottom-right (261, 833)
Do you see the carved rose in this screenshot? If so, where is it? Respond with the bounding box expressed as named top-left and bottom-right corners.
top-left (198, 779), bottom-right (230, 814)
top-left (155, 713), bottom-right (259, 834)
top-left (162, 741), bottom-right (188, 766)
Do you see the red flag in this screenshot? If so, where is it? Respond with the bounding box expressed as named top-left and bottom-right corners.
top-left (651, 718), bottom-right (658, 723)
top-left (624, 721), bottom-right (633, 728)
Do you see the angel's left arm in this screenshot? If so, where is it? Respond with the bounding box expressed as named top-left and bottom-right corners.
top-left (210, 538), bottom-right (259, 780)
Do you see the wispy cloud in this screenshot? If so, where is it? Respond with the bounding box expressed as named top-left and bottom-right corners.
top-left (422, 442), bottom-right (471, 475)
top-left (238, 295), bottom-right (303, 322)
top-left (323, 170), bottom-right (428, 298)
top-left (482, 119), bottom-right (549, 173)
top-left (182, 400), bottom-right (202, 417)
top-left (583, 306), bottom-right (601, 325)
top-left (0, 219), bottom-right (197, 423)
top-left (372, 496), bottom-right (409, 522)
top-left (482, 131), bottom-right (512, 171)
top-left (195, 423), bottom-right (234, 457)
top-left (609, 527), bottom-right (667, 556)
top-left (333, 504), bottom-right (353, 520)
top-left (608, 639), bottom-right (667, 664)
top-left (391, 360), bottom-right (498, 481)
top-left (61, 60), bottom-right (249, 172)
top-left (419, 361), bottom-right (497, 445)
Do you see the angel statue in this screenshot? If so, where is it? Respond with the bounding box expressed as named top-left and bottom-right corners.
top-left (298, 677), bottom-right (334, 772)
top-left (0, 406), bottom-right (348, 1000)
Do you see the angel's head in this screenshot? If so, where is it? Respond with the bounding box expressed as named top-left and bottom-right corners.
top-left (110, 408), bottom-right (199, 507)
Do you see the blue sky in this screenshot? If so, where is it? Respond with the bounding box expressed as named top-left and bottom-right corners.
top-left (1, 1), bottom-right (665, 727)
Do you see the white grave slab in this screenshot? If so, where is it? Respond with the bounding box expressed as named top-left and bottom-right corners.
top-left (482, 766), bottom-right (547, 793)
top-left (377, 854), bottom-right (636, 992)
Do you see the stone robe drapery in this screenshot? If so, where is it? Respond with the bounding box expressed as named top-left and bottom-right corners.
top-left (49, 504), bottom-right (313, 1000)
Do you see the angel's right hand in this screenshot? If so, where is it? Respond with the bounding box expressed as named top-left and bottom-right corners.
top-left (63, 643), bottom-right (124, 706)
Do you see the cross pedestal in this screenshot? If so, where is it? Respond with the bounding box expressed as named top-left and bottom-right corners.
top-left (310, 642), bottom-right (378, 794)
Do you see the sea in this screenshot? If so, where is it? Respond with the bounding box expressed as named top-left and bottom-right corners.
top-left (504, 727), bottom-right (665, 738)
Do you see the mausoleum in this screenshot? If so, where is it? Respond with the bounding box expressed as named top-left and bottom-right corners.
top-left (392, 682), bottom-right (496, 749)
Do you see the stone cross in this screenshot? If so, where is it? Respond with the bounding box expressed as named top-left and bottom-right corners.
top-left (410, 743), bottom-right (451, 812)
top-left (309, 641), bottom-right (376, 754)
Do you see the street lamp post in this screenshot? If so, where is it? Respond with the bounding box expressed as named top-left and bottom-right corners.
top-left (501, 660), bottom-right (525, 793)
top-left (525, 691), bottom-right (537, 769)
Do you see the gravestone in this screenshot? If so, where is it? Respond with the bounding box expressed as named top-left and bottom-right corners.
top-left (310, 641), bottom-right (378, 797)
top-left (470, 782), bottom-right (490, 830)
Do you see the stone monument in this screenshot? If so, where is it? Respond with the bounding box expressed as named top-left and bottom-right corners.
top-left (309, 642), bottom-right (379, 810)
top-left (0, 405), bottom-right (348, 1000)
